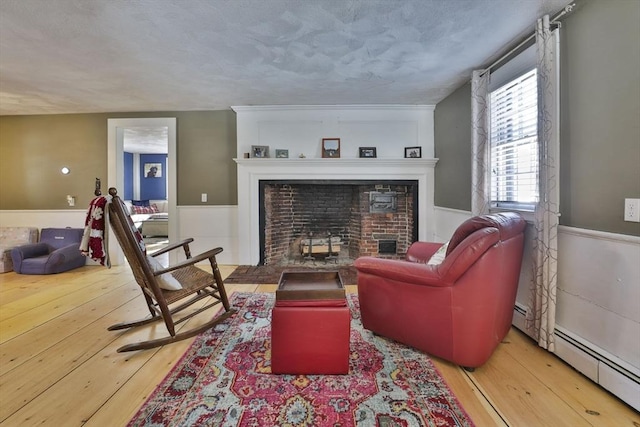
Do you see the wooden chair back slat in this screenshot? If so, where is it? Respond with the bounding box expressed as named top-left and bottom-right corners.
top-left (106, 189), bottom-right (177, 336)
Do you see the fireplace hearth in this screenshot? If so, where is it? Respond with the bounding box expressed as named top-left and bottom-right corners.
top-left (260, 180), bottom-right (417, 266)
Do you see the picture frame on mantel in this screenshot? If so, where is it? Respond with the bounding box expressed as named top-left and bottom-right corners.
top-left (359, 147), bottom-right (377, 158)
top-left (404, 146), bottom-right (422, 158)
top-left (322, 138), bottom-right (341, 158)
top-left (251, 145), bottom-right (269, 158)
top-left (275, 149), bottom-right (289, 158)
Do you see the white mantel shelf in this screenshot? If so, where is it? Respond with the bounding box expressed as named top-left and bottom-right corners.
top-left (234, 158), bottom-right (438, 167)
top-left (235, 156), bottom-right (438, 265)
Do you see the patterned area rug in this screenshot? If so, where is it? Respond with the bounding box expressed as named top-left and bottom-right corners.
top-left (127, 293), bottom-right (474, 427)
top-left (224, 265), bottom-right (359, 285)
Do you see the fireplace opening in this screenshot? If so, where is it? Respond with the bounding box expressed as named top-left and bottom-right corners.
top-left (259, 180), bottom-right (417, 266)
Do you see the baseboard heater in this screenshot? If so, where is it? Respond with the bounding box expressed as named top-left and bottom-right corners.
top-left (513, 303), bottom-right (640, 411)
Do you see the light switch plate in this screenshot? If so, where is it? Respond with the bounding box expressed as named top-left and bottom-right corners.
top-left (201, 193), bottom-right (207, 203)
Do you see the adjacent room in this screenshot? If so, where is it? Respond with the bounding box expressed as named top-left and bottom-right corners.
top-left (0, 0), bottom-right (638, 425)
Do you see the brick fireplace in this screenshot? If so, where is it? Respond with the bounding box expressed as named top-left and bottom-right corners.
top-left (260, 180), bottom-right (417, 265)
top-left (234, 158), bottom-right (437, 265)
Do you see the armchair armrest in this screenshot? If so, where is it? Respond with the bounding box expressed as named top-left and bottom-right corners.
top-left (47, 244), bottom-right (83, 265)
top-left (356, 228), bottom-right (501, 287)
top-left (11, 243), bottom-right (50, 261)
top-left (354, 256), bottom-right (452, 287)
top-left (406, 241), bottom-right (443, 263)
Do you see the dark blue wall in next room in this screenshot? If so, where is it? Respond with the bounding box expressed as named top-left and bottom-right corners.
top-left (140, 154), bottom-right (167, 200)
top-left (124, 152), bottom-right (134, 200)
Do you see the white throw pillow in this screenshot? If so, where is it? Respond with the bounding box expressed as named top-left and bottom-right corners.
top-left (124, 200), bottom-right (133, 214)
top-left (146, 255), bottom-right (183, 291)
top-left (427, 241), bottom-right (449, 265)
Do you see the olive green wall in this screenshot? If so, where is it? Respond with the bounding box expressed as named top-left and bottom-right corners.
top-left (433, 81), bottom-right (472, 211)
top-left (433, 0), bottom-right (640, 236)
top-left (559, 0), bottom-right (639, 235)
top-left (0, 110), bottom-right (237, 210)
top-left (172, 110), bottom-right (237, 206)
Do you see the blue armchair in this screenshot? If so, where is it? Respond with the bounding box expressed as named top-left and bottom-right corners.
top-left (11, 228), bottom-right (85, 274)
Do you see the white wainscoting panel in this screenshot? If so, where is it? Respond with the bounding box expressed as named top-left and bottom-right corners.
top-left (432, 206), bottom-right (471, 242)
top-left (556, 227), bottom-right (640, 369)
top-left (176, 206), bottom-right (238, 265)
top-left (0, 208), bottom-right (239, 266)
top-left (514, 225), bottom-right (640, 411)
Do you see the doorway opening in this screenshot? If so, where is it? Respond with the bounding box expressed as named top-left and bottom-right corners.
top-left (107, 118), bottom-right (177, 265)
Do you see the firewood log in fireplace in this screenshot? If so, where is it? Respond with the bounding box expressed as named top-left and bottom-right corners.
top-left (301, 236), bottom-right (342, 254)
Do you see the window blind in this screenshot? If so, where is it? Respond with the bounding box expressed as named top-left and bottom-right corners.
top-left (489, 68), bottom-right (538, 208)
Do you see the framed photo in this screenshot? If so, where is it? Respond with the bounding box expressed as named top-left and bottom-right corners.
top-left (404, 146), bottom-right (422, 158)
top-left (322, 138), bottom-right (341, 158)
top-left (275, 149), bottom-right (289, 158)
top-left (144, 163), bottom-right (162, 178)
top-left (251, 145), bottom-right (269, 158)
top-left (359, 147), bottom-right (377, 158)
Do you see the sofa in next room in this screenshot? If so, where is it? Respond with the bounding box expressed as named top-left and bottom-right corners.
top-left (124, 199), bottom-right (169, 237)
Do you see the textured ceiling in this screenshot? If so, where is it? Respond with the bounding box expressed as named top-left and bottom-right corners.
top-left (123, 126), bottom-right (169, 153)
top-left (0, 0), bottom-right (572, 117)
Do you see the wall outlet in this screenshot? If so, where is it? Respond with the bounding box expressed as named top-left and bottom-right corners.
top-left (624, 198), bottom-right (640, 222)
top-left (201, 193), bottom-right (207, 203)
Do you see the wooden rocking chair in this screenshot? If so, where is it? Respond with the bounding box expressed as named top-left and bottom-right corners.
top-left (105, 187), bottom-right (236, 352)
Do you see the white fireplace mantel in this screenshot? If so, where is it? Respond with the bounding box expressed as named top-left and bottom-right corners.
top-left (234, 157), bottom-right (438, 265)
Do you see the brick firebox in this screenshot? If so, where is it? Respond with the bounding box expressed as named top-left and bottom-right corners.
top-left (260, 180), bottom-right (418, 265)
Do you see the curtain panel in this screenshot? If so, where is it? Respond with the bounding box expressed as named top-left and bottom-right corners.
top-left (470, 70), bottom-right (490, 216)
top-left (470, 14), bottom-right (560, 351)
top-left (527, 15), bottom-right (561, 351)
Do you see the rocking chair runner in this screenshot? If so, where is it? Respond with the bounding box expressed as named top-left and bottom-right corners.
top-left (105, 187), bottom-right (236, 352)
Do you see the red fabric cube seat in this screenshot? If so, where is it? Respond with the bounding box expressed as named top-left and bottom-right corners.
top-left (271, 298), bottom-right (350, 375)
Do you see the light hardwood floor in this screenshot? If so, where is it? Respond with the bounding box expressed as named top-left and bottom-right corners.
top-left (0, 264), bottom-right (638, 426)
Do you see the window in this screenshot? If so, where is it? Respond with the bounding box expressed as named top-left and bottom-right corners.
top-left (489, 68), bottom-right (538, 211)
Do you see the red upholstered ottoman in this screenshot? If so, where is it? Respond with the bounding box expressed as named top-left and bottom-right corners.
top-left (271, 271), bottom-right (350, 375)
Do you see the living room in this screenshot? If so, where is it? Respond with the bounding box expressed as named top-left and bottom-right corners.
top-left (0, 0), bottom-right (638, 425)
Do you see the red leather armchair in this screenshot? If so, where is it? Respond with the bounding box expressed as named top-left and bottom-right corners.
top-left (354, 212), bottom-right (526, 369)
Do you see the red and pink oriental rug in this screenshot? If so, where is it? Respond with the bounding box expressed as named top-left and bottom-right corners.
top-left (127, 292), bottom-right (474, 426)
